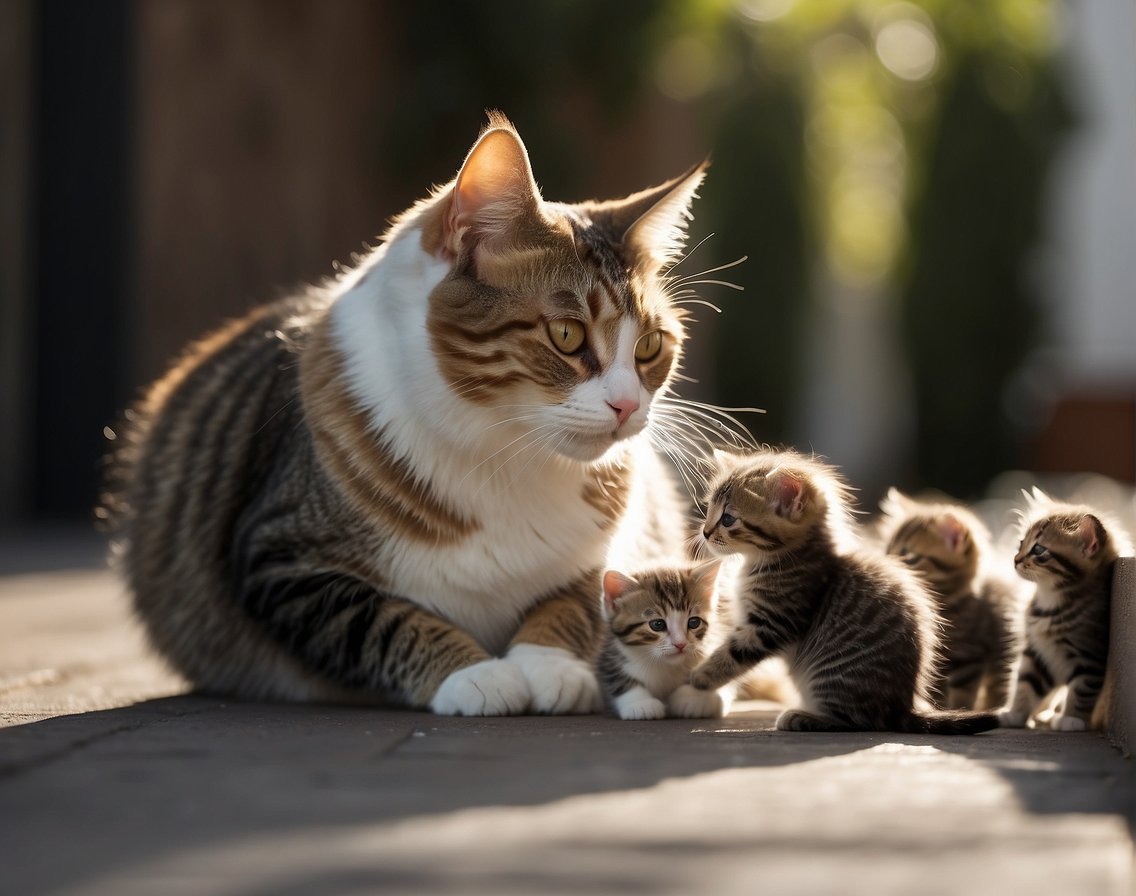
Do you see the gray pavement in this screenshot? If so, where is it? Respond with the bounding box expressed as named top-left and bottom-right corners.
top-left (1, 541), bottom-right (1133, 896)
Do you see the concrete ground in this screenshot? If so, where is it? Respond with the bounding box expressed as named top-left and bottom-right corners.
top-left (1, 533), bottom-right (1132, 896)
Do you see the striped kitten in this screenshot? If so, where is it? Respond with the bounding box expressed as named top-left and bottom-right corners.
top-left (879, 489), bottom-right (1024, 711)
top-left (1000, 490), bottom-right (1131, 731)
top-left (672, 449), bottom-right (999, 734)
top-left (104, 113), bottom-right (711, 716)
top-left (598, 561), bottom-right (732, 719)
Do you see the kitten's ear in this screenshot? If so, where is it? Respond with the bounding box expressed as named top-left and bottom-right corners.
top-left (1023, 486), bottom-right (1052, 512)
top-left (1078, 514), bottom-right (1104, 559)
top-left (712, 447), bottom-right (737, 469)
top-left (769, 471), bottom-right (807, 520)
top-left (689, 560), bottom-right (722, 605)
top-left (937, 514), bottom-right (968, 553)
top-left (618, 162), bottom-right (708, 270)
top-left (602, 570), bottom-right (637, 615)
top-left (444, 115), bottom-right (542, 259)
top-left (880, 487), bottom-right (913, 518)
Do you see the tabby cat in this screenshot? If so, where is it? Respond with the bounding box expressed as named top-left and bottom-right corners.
top-left (879, 489), bottom-right (1024, 711)
top-left (671, 449), bottom-right (999, 734)
top-left (104, 113), bottom-right (713, 716)
top-left (1000, 489), bottom-right (1131, 731)
top-left (597, 561), bottom-right (733, 719)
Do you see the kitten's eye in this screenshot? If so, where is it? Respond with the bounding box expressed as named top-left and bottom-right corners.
top-left (720, 512), bottom-right (736, 527)
top-left (634, 330), bottom-right (663, 363)
top-left (687, 617), bottom-right (703, 630)
top-left (901, 552), bottom-right (920, 566)
top-left (648, 619), bottom-right (667, 633)
top-left (1029, 543), bottom-right (1049, 559)
top-left (548, 318), bottom-right (586, 354)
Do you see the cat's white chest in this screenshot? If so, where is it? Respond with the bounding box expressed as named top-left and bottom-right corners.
top-left (387, 462), bottom-right (614, 654)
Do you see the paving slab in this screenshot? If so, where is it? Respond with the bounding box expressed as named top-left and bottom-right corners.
top-left (0, 549), bottom-right (1132, 896)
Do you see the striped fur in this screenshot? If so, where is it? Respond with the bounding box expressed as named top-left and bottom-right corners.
top-left (680, 449), bottom-right (999, 735)
top-left (104, 114), bottom-right (711, 715)
top-left (878, 489), bottom-right (1025, 711)
top-left (1001, 491), bottom-right (1132, 731)
top-left (596, 562), bottom-right (729, 719)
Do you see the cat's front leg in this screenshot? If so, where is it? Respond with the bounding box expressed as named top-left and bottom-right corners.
top-left (1052, 665), bottom-right (1105, 731)
top-left (998, 648), bottom-right (1051, 728)
top-left (506, 572), bottom-right (604, 714)
top-left (614, 685), bottom-right (667, 720)
top-left (668, 681), bottom-right (736, 719)
top-left (689, 633), bottom-right (769, 691)
top-left (238, 564), bottom-right (530, 715)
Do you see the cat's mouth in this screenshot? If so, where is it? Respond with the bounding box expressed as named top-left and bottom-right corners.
top-left (558, 424), bottom-right (643, 462)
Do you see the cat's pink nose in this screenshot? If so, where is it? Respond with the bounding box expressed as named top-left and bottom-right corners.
top-left (674, 641), bottom-right (687, 653)
top-left (607, 398), bottom-right (639, 427)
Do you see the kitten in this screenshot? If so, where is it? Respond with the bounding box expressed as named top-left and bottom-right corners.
top-left (1000, 489), bottom-right (1132, 732)
top-left (879, 489), bottom-right (1024, 711)
top-left (671, 449), bottom-right (999, 734)
top-left (102, 112), bottom-right (716, 716)
top-left (597, 561), bottom-right (732, 719)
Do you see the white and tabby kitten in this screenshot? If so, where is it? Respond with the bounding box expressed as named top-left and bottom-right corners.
top-left (879, 489), bottom-right (1024, 711)
top-left (672, 449), bottom-right (1000, 734)
top-left (1001, 489), bottom-right (1132, 731)
top-left (104, 112), bottom-right (719, 716)
top-left (597, 561), bottom-right (733, 719)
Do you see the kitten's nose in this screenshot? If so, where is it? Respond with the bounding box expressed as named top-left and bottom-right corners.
top-left (607, 398), bottom-right (639, 427)
top-left (674, 641), bottom-right (687, 653)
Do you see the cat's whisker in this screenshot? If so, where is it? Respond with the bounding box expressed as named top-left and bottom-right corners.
top-left (667, 254), bottom-right (748, 288)
top-left (657, 397), bottom-right (763, 448)
top-left (460, 422), bottom-right (562, 489)
top-left (663, 232), bottom-right (716, 276)
top-left (670, 298), bottom-right (723, 314)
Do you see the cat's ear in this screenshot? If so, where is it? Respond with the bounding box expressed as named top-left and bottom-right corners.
top-left (602, 570), bottom-right (637, 615)
top-left (769, 471), bottom-right (807, 520)
top-left (1078, 514), bottom-right (1104, 559)
top-left (937, 514), bottom-right (968, 553)
top-left (689, 560), bottom-right (722, 605)
top-left (444, 115), bottom-right (543, 259)
top-left (1022, 486), bottom-right (1052, 512)
top-left (880, 487), bottom-right (913, 518)
top-left (617, 162), bottom-right (708, 270)
top-left (712, 447), bottom-right (739, 469)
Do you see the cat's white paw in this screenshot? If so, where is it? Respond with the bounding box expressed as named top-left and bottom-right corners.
top-left (1052, 714), bottom-right (1087, 732)
top-left (668, 684), bottom-right (726, 719)
top-left (431, 658), bottom-right (531, 716)
top-left (998, 709), bottom-right (1029, 729)
top-left (507, 644), bottom-right (602, 714)
top-left (614, 691), bottom-right (667, 721)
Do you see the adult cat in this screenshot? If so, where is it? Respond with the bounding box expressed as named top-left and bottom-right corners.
top-left (105, 113), bottom-right (709, 716)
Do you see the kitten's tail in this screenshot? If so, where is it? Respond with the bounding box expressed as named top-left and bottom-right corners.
top-left (904, 710), bottom-right (1000, 736)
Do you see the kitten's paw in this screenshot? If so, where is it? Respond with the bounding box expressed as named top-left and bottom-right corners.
top-left (1052, 714), bottom-right (1087, 732)
top-left (668, 684), bottom-right (726, 719)
top-left (507, 644), bottom-right (602, 715)
top-left (997, 709), bottom-right (1029, 729)
top-left (431, 659), bottom-right (531, 716)
top-left (615, 693), bottom-right (667, 721)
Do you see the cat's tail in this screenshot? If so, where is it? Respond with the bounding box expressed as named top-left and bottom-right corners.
top-left (903, 710), bottom-right (1000, 736)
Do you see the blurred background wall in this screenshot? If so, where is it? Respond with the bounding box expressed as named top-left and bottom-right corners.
top-left (1, 0), bottom-right (1132, 528)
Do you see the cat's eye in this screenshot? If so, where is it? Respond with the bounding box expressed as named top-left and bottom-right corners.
top-left (648, 619), bottom-right (667, 632)
top-left (720, 512), bottom-right (736, 527)
top-left (548, 318), bottom-right (586, 354)
top-left (634, 330), bottom-right (664, 362)
top-left (687, 617), bottom-right (703, 630)
top-left (901, 552), bottom-right (920, 566)
top-left (1029, 543), bottom-right (1049, 559)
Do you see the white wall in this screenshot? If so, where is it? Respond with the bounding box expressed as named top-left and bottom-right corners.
top-left (1044, 1), bottom-right (1136, 384)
